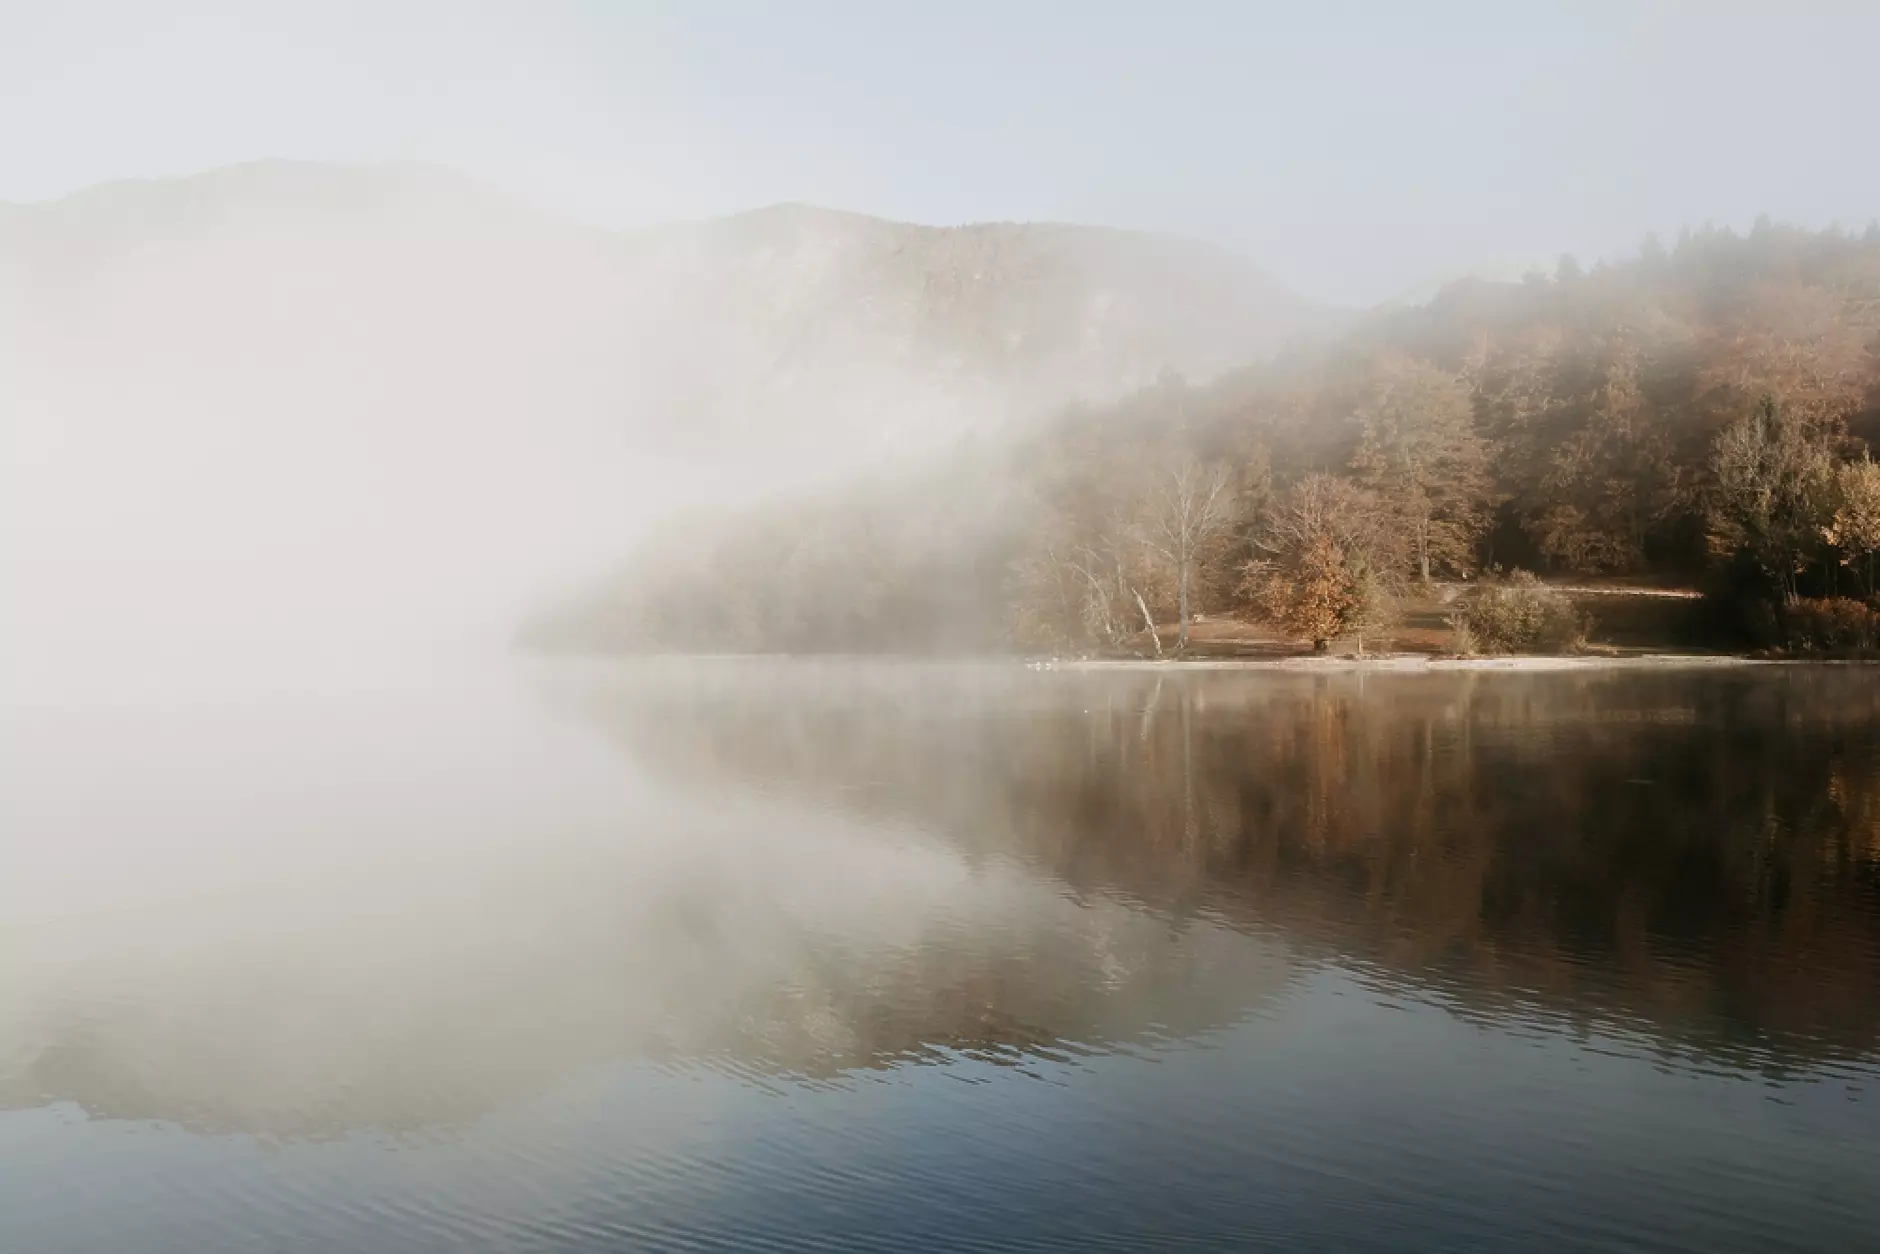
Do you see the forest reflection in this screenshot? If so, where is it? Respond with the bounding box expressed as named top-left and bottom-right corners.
top-left (561, 660), bottom-right (1880, 1071)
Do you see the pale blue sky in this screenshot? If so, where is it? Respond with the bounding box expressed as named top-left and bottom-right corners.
top-left (4, 1), bottom-right (1876, 303)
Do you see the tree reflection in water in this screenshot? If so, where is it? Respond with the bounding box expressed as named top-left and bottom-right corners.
top-left (562, 660), bottom-right (1880, 1072)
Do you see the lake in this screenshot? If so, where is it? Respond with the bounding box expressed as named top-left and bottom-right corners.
top-left (3, 658), bottom-right (1878, 1252)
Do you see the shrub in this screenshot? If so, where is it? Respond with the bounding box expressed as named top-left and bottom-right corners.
top-left (1783, 597), bottom-right (1880, 653)
top-left (1450, 570), bottom-right (1587, 654)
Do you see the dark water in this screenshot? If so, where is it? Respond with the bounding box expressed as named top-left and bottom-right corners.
top-left (4, 659), bottom-right (1879, 1252)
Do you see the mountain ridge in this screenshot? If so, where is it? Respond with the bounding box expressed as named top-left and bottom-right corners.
top-left (3, 159), bottom-right (1325, 451)
top-left (0, 159), bottom-right (1327, 651)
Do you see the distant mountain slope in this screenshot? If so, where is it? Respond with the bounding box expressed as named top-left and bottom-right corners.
top-left (1, 161), bottom-right (1320, 456)
top-left (612, 200), bottom-right (1325, 449)
top-left (0, 161), bottom-right (1322, 652)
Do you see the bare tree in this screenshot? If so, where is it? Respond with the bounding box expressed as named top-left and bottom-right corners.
top-left (1133, 457), bottom-right (1235, 650)
top-left (1011, 510), bottom-right (1167, 655)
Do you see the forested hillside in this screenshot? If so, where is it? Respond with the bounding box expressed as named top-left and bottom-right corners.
top-left (536, 221), bottom-right (1880, 655)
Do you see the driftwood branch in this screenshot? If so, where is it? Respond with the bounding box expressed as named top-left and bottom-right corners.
top-left (1133, 587), bottom-right (1163, 657)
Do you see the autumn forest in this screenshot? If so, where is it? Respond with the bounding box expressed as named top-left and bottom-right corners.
top-left (537, 221), bottom-right (1880, 657)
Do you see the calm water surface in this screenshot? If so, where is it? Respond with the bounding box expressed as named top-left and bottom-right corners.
top-left (3, 658), bottom-right (1878, 1252)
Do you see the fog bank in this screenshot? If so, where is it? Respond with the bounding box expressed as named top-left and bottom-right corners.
top-left (0, 161), bottom-right (1311, 679)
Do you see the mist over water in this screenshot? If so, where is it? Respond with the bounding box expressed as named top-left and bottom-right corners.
top-left (4, 659), bottom-right (1879, 1251)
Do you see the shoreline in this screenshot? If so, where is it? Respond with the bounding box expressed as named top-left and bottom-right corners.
top-left (1029, 653), bottom-right (1775, 673)
top-left (536, 650), bottom-right (1880, 672)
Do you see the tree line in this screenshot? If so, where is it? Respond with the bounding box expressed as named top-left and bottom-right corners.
top-left (531, 219), bottom-right (1880, 655)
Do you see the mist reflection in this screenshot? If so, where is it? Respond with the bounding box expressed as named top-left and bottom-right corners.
top-left (0, 663), bottom-right (1291, 1140)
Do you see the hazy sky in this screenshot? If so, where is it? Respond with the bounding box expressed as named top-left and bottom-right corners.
top-left (4, 0), bottom-right (1877, 304)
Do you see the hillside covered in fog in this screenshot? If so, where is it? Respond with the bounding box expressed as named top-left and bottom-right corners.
top-left (0, 160), bottom-right (1318, 455)
top-left (536, 222), bottom-right (1880, 656)
top-left (0, 160), bottom-right (1318, 658)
